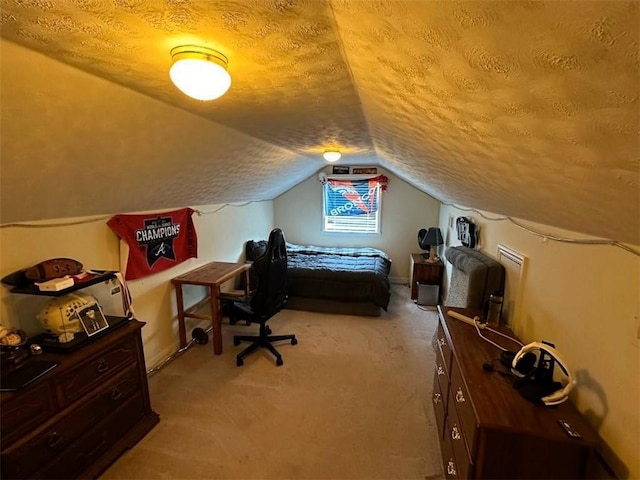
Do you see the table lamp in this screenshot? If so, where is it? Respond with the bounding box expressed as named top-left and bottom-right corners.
top-left (423, 227), bottom-right (444, 263)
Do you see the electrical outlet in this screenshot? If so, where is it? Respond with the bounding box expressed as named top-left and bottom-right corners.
top-left (110, 286), bottom-right (121, 296)
top-left (449, 214), bottom-right (454, 229)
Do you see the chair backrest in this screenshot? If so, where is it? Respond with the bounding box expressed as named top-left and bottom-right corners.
top-left (249, 228), bottom-right (288, 317)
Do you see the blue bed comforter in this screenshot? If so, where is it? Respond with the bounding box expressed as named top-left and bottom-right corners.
top-left (245, 240), bottom-right (392, 310)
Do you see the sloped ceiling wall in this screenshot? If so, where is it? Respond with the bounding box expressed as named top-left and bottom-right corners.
top-left (0, 1), bottom-right (638, 244)
top-left (1, 40), bottom-right (316, 222)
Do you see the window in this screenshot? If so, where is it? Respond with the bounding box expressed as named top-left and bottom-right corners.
top-left (322, 175), bottom-right (385, 234)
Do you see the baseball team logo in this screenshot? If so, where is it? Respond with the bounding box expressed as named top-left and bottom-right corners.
top-left (108, 208), bottom-right (198, 280)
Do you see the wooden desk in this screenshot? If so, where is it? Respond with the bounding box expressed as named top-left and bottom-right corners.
top-left (171, 261), bottom-right (250, 355)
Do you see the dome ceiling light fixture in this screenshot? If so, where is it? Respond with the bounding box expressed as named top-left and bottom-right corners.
top-left (169, 45), bottom-right (231, 101)
top-left (323, 149), bottom-right (341, 162)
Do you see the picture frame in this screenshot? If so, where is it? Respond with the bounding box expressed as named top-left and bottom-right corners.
top-left (332, 166), bottom-right (349, 174)
top-left (352, 167), bottom-right (377, 174)
top-left (76, 302), bottom-right (109, 336)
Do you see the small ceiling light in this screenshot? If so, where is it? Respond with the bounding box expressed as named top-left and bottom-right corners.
top-left (169, 45), bottom-right (231, 101)
top-left (323, 149), bottom-right (341, 162)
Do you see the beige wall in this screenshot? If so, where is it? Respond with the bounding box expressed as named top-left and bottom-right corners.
top-left (0, 202), bottom-right (274, 367)
top-left (274, 167), bottom-right (441, 282)
top-left (439, 204), bottom-right (640, 479)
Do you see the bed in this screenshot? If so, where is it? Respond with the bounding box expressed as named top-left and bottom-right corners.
top-left (244, 240), bottom-right (392, 317)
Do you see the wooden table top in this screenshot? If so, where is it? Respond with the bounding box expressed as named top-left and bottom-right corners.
top-left (171, 261), bottom-right (250, 287)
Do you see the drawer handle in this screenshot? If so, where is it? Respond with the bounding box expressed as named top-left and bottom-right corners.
top-left (451, 425), bottom-right (461, 440)
top-left (455, 387), bottom-right (466, 403)
top-left (110, 387), bottom-right (123, 401)
top-left (47, 431), bottom-right (62, 449)
top-left (433, 392), bottom-right (441, 404)
top-left (438, 337), bottom-right (446, 347)
top-left (437, 364), bottom-right (444, 376)
top-left (447, 459), bottom-right (457, 476)
top-left (96, 359), bottom-right (110, 374)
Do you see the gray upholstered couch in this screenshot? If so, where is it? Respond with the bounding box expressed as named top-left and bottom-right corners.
top-left (444, 246), bottom-right (505, 313)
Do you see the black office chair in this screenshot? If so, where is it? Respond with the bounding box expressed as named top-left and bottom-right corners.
top-left (230, 228), bottom-right (297, 366)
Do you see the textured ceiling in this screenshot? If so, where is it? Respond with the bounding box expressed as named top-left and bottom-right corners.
top-left (0, 0), bottom-right (638, 244)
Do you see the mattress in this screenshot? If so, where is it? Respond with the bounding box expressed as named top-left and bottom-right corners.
top-left (285, 243), bottom-right (392, 310)
top-left (245, 241), bottom-right (392, 311)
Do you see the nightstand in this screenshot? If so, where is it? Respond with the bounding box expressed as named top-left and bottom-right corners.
top-left (409, 253), bottom-right (444, 301)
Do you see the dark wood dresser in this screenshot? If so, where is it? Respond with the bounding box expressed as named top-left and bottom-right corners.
top-left (433, 306), bottom-right (600, 479)
top-left (1, 320), bottom-right (159, 479)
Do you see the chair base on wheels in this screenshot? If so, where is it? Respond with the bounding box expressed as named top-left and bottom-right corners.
top-left (233, 324), bottom-right (297, 366)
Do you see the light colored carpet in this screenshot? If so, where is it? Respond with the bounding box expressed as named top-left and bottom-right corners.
top-left (101, 285), bottom-right (445, 480)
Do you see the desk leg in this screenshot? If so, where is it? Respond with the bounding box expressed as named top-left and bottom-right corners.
top-left (210, 286), bottom-right (222, 355)
top-left (243, 269), bottom-right (250, 296)
top-left (174, 283), bottom-right (187, 349)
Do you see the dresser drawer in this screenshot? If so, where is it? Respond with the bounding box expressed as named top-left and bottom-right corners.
top-left (449, 357), bottom-right (476, 458)
top-left (439, 421), bottom-right (458, 480)
top-left (0, 382), bottom-right (57, 446)
top-left (434, 323), bottom-right (452, 372)
top-left (32, 392), bottom-right (146, 479)
top-left (432, 369), bottom-right (446, 440)
top-left (55, 335), bottom-right (137, 406)
top-left (1, 364), bottom-right (141, 479)
top-left (444, 412), bottom-right (472, 480)
top-left (434, 341), bottom-right (449, 386)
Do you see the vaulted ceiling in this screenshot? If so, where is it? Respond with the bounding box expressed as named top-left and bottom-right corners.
top-left (1, 1), bottom-right (638, 244)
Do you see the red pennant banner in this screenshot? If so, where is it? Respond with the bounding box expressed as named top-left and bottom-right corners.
top-left (107, 208), bottom-right (198, 280)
